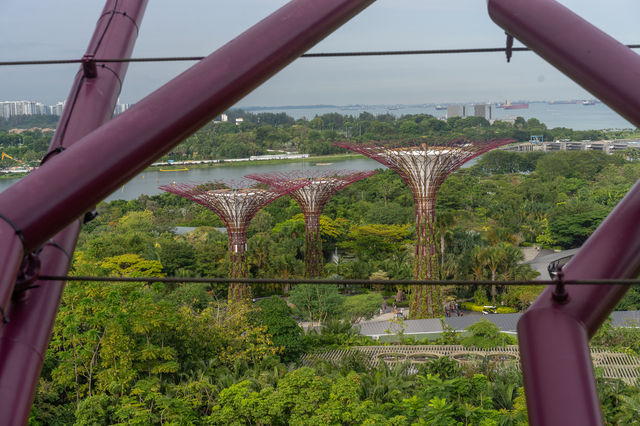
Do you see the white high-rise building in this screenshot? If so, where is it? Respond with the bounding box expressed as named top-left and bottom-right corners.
top-left (447, 104), bottom-right (465, 118)
top-left (0, 100), bottom-right (61, 118)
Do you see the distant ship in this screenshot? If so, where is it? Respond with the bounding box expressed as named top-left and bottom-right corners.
top-left (435, 105), bottom-right (447, 110)
top-left (503, 101), bottom-right (529, 110)
top-left (582, 100), bottom-right (596, 105)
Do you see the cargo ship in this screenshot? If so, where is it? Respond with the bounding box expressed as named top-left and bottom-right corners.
top-left (502, 101), bottom-right (529, 110)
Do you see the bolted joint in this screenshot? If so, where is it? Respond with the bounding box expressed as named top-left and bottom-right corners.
top-left (552, 265), bottom-right (569, 304)
top-left (82, 54), bottom-right (98, 78)
top-left (14, 251), bottom-right (42, 300)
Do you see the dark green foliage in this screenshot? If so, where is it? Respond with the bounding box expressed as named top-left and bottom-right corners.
top-left (476, 150), bottom-right (544, 174)
top-left (29, 113), bottom-right (640, 424)
top-left (462, 319), bottom-right (516, 349)
top-left (0, 114), bottom-right (59, 131)
top-left (288, 284), bottom-right (344, 323)
top-left (548, 207), bottom-right (609, 248)
top-left (536, 151), bottom-right (625, 181)
top-left (302, 320), bottom-right (375, 350)
top-left (616, 286), bottom-right (640, 311)
top-left (423, 356), bottom-right (460, 380)
top-left (156, 238), bottom-right (196, 275)
top-left (253, 296), bottom-right (304, 362)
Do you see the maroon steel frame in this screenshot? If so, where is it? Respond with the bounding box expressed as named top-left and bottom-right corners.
top-left (488, 0), bottom-right (640, 424)
top-left (0, 0), bottom-right (637, 422)
top-left (245, 170), bottom-right (377, 277)
top-left (0, 1), bottom-right (148, 421)
top-left (160, 180), bottom-right (305, 300)
top-left (335, 140), bottom-right (513, 318)
top-left (0, 0), bottom-right (375, 423)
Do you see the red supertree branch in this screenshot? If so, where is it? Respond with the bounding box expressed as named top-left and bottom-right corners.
top-left (160, 179), bottom-right (305, 300)
top-left (335, 139), bottom-right (514, 318)
top-left (246, 169), bottom-right (377, 277)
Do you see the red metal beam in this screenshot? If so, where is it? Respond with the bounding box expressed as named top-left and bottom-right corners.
top-left (488, 1), bottom-right (640, 424)
top-left (0, 1), bottom-right (148, 423)
top-left (0, 0), bottom-right (375, 421)
top-left (0, 0), bottom-right (376, 254)
top-left (489, 0), bottom-right (640, 127)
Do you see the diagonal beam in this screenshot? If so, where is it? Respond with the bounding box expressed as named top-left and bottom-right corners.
top-left (0, 1), bottom-right (148, 422)
top-left (488, 1), bottom-right (640, 425)
top-left (0, 0), bottom-right (376, 422)
top-left (0, 0), bottom-right (376, 333)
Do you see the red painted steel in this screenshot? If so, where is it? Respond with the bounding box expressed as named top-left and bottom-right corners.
top-left (335, 139), bottom-right (514, 318)
top-left (518, 309), bottom-right (603, 426)
top-left (488, 1), bottom-right (640, 424)
top-left (0, 0), bottom-right (375, 421)
top-left (0, 0), bottom-right (376, 254)
top-left (245, 169), bottom-right (377, 277)
top-left (159, 179), bottom-right (307, 299)
top-left (488, 0), bottom-right (640, 132)
top-left (0, 1), bottom-right (148, 423)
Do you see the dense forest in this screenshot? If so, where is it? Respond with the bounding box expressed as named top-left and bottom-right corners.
top-left (31, 151), bottom-right (640, 424)
top-left (3, 112), bottom-right (640, 424)
top-left (1, 110), bottom-right (638, 167)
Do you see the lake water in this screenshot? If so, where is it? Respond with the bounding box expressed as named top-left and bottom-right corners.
top-left (245, 102), bottom-right (635, 131)
top-left (0, 157), bottom-right (384, 202)
top-left (0, 156), bottom-right (484, 202)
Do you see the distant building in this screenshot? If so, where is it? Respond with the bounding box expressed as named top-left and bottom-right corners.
top-left (473, 103), bottom-right (492, 120)
top-left (447, 104), bottom-right (465, 118)
top-left (0, 100), bottom-right (56, 118)
top-left (51, 102), bottom-right (65, 116)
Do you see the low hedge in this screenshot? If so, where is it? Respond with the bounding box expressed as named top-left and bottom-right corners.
top-left (385, 297), bottom-right (409, 308)
top-left (461, 302), bottom-right (517, 314)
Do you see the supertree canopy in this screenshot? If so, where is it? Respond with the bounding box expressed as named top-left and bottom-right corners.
top-left (335, 139), bottom-right (514, 318)
top-left (159, 179), bottom-right (305, 301)
top-left (246, 169), bottom-right (377, 277)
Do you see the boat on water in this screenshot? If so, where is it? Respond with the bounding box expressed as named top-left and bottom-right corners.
top-left (435, 105), bottom-right (447, 110)
top-left (503, 101), bottom-right (529, 110)
top-left (159, 167), bottom-right (189, 172)
top-left (582, 100), bottom-right (596, 105)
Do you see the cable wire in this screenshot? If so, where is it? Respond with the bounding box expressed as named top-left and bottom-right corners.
top-left (2, 44), bottom-right (639, 67)
top-left (36, 275), bottom-right (640, 286)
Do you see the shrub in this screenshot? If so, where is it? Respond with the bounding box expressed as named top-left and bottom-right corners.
top-left (253, 296), bottom-right (304, 362)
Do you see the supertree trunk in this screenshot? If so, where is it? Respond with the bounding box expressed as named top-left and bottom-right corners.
top-left (304, 213), bottom-right (322, 278)
top-left (334, 139), bottom-right (514, 319)
top-left (410, 201), bottom-right (442, 318)
top-left (245, 170), bottom-right (377, 279)
top-left (160, 180), bottom-right (306, 304)
top-left (228, 231), bottom-right (250, 301)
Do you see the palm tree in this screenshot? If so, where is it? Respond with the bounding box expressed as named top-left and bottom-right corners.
top-left (616, 393), bottom-right (640, 424)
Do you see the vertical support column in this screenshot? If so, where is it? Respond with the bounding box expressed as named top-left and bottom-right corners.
top-left (228, 231), bottom-right (250, 301)
top-left (304, 213), bottom-right (322, 278)
top-left (411, 201), bottom-right (440, 318)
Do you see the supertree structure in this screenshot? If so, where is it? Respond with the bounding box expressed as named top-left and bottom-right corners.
top-left (159, 179), bottom-right (305, 301)
top-left (246, 170), bottom-right (377, 277)
top-left (335, 139), bottom-right (513, 318)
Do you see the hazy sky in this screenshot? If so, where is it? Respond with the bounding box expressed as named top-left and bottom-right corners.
top-left (1, 1), bottom-right (638, 107)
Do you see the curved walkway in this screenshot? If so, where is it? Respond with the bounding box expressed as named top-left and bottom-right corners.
top-left (302, 345), bottom-right (640, 384)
